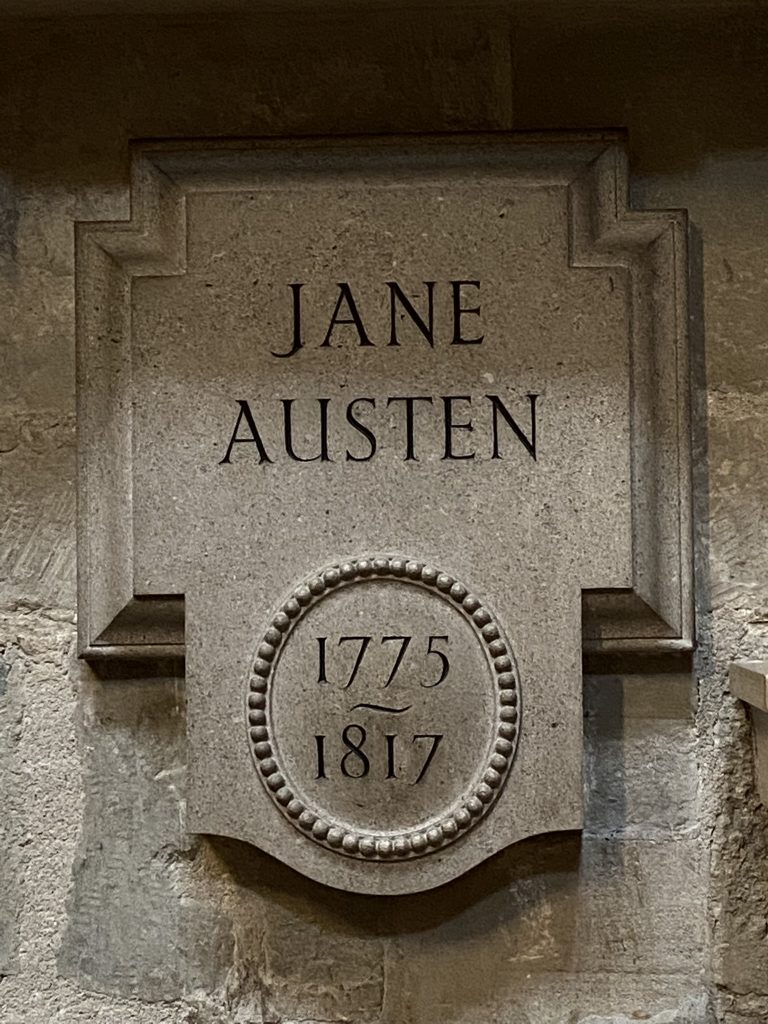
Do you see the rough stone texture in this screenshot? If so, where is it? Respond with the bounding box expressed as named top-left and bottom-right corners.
top-left (0, 3), bottom-right (766, 1022)
top-left (58, 666), bottom-right (235, 1002)
top-left (632, 167), bottom-right (768, 1024)
top-left (0, 630), bottom-right (21, 978)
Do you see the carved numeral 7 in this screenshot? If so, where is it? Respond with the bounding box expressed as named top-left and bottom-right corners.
top-left (381, 635), bottom-right (411, 687)
top-left (412, 733), bottom-right (444, 784)
top-left (337, 635), bottom-right (372, 689)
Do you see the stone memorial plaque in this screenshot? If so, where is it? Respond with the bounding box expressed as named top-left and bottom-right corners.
top-left (77, 135), bottom-right (692, 893)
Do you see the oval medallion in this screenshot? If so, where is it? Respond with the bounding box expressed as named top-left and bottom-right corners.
top-left (246, 556), bottom-right (520, 859)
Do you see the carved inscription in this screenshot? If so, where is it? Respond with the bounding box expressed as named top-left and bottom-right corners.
top-left (271, 279), bottom-right (486, 357)
top-left (218, 279), bottom-right (538, 466)
top-left (313, 633), bottom-right (449, 784)
top-left (247, 556), bottom-right (521, 859)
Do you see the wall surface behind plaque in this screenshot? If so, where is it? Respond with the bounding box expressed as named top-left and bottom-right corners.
top-left (0, 5), bottom-right (766, 1023)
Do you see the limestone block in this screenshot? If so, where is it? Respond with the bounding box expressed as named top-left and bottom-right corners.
top-left (383, 836), bottom-right (705, 1023)
top-left (0, 643), bottom-right (20, 977)
top-left (258, 907), bottom-right (385, 1023)
top-left (57, 669), bottom-right (234, 1002)
top-left (584, 674), bottom-right (697, 836)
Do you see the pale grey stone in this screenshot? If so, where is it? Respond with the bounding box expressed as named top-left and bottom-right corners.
top-left (0, 645), bottom-right (20, 977)
top-left (0, 412), bottom-right (76, 612)
top-left (576, 1001), bottom-right (712, 1024)
top-left (57, 668), bottom-right (235, 1002)
top-left (75, 137), bottom-right (691, 895)
top-left (584, 673), bottom-right (697, 836)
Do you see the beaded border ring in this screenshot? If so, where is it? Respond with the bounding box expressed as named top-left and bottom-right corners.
top-left (246, 556), bottom-right (521, 860)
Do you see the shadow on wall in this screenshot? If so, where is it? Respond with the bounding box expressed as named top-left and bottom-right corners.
top-left (512, 1), bottom-right (768, 175)
top-left (208, 829), bottom-right (582, 937)
top-left (0, 3), bottom-right (766, 189)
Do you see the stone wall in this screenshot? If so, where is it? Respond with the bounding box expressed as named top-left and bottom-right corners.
top-left (0, 5), bottom-right (766, 1022)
